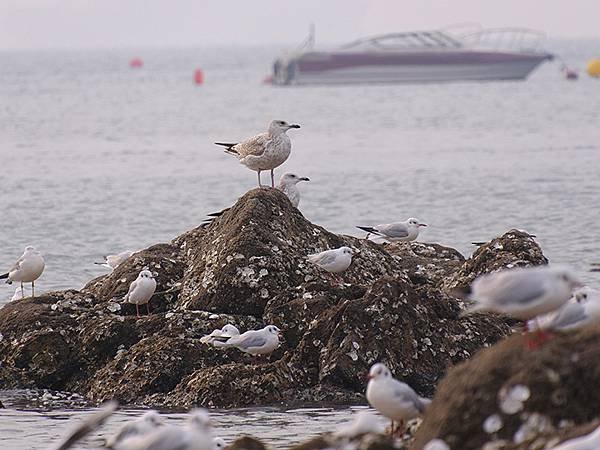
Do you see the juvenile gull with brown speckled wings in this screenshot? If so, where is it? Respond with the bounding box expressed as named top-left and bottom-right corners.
top-left (215, 120), bottom-right (300, 187)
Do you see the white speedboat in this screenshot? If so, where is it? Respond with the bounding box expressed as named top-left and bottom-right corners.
top-left (271, 26), bottom-right (553, 85)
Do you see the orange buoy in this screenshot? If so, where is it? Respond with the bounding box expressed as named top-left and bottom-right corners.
top-left (129, 58), bottom-right (143, 68)
top-left (194, 69), bottom-right (204, 85)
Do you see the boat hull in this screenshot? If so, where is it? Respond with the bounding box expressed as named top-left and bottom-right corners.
top-left (276, 51), bottom-right (552, 85)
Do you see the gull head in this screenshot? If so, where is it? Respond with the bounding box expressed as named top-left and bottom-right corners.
top-left (407, 218), bottom-right (428, 228)
top-left (279, 173), bottom-right (310, 186)
top-left (24, 245), bottom-right (37, 253)
top-left (138, 269), bottom-right (155, 279)
top-left (141, 410), bottom-right (163, 427)
top-left (340, 246), bottom-right (354, 257)
top-left (550, 267), bottom-right (582, 291)
top-left (266, 325), bottom-right (280, 335)
top-left (187, 408), bottom-right (212, 432)
top-left (221, 324), bottom-right (239, 335)
top-left (575, 287), bottom-right (592, 303)
top-left (213, 437), bottom-right (226, 450)
top-left (269, 120), bottom-right (301, 134)
top-left (368, 363), bottom-right (391, 380)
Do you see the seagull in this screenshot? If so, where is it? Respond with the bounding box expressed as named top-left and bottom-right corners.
top-left (95, 250), bottom-right (134, 270)
top-left (356, 218), bottom-right (427, 242)
top-left (124, 270), bottom-right (157, 318)
top-left (276, 173), bottom-right (310, 208)
top-left (540, 287), bottom-right (600, 332)
top-left (216, 325), bottom-right (280, 356)
top-left (307, 246), bottom-right (355, 284)
top-left (366, 363), bottom-right (430, 436)
top-left (334, 410), bottom-right (385, 438)
top-left (215, 120), bottom-right (301, 188)
top-left (116, 408), bottom-right (213, 450)
top-left (462, 266), bottom-right (582, 321)
top-left (199, 324), bottom-right (241, 346)
top-left (52, 400), bottom-right (118, 450)
top-left (213, 437), bottom-right (226, 450)
top-left (0, 246), bottom-right (45, 298)
top-left (551, 424), bottom-right (600, 450)
top-left (106, 411), bottom-right (164, 449)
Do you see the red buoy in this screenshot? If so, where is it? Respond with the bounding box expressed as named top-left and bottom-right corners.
top-left (129, 58), bottom-right (143, 68)
top-left (194, 69), bottom-right (204, 85)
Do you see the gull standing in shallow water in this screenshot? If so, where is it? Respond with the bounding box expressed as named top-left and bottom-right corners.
top-left (0, 246), bottom-right (45, 298)
top-left (356, 218), bottom-right (427, 242)
top-left (106, 411), bottom-right (164, 448)
top-left (217, 325), bottom-right (280, 356)
top-left (95, 250), bottom-right (134, 270)
top-left (276, 172), bottom-right (310, 208)
top-left (215, 120), bottom-right (301, 188)
top-left (200, 324), bottom-right (241, 346)
top-left (124, 270), bottom-right (157, 318)
top-left (115, 408), bottom-right (214, 450)
top-left (366, 363), bottom-right (431, 436)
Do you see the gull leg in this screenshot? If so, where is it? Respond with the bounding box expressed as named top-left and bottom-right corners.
top-left (389, 420), bottom-right (394, 436)
top-left (136, 303), bottom-right (140, 318)
top-left (146, 302), bottom-right (150, 315)
top-left (21, 282), bottom-right (24, 298)
top-left (397, 419), bottom-right (405, 437)
top-left (270, 169), bottom-right (275, 187)
top-left (32, 281), bottom-right (35, 298)
top-left (257, 170), bottom-right (263, 187)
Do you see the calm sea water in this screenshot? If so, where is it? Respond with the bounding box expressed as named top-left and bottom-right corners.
top-left (1, 40), bottom-right (599, 447)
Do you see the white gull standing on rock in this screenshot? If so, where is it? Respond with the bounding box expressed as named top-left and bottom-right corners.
top-left (95, 250), bottom-right (134, 270)
top-left (124, 270), bottom-right (157, 318)
top-left (0, 245), bottom-right (45, 298)
top-left (215, 120), bottom-right (300, 188)
top-left (366, 363), bottom-right (431, 436)
top-left (200, 324), bottom-right (241, 346)
top-left (307, 246), bottom-right (355, 284)
top-left (536, 287), bottom-right (600, 332)
top-left (216, 325), bottom-right (280, 356)
top-left (116, 408), bottom-right (214, 450)
top-left (276, 172), bottom-right (310, 208)
top-left (356, 218), bottom-right (427, 242)
top-left (106, 411), bottom-right (164, 449)
top-left (461, 266), bottom-right (582, 321)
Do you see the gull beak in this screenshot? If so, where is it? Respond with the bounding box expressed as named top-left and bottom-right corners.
top-left (418, 223), bottom-right (428, 227)
top-left (299, 177), bottom-right (310, 181)
top-left (288, 124), bottom-right (301, 129)
top-left (367, 374), bottom-right (373, 380)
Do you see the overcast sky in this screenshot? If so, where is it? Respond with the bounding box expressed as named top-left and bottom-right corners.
top-left (1, 0), bottom-right (598, 50)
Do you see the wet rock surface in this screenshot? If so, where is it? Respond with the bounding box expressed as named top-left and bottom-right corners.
top-left (0, 189), bottom-right (548, 409)
top-left (411, 327), bottom-right (600, 450)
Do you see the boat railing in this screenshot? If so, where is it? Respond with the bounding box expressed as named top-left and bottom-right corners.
top-left (457, 27), bottom-right (548, 53)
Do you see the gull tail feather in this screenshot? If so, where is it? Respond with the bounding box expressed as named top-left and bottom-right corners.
top-left (215, 142), bottom-right (239, 155)
top-left (0, 273), bottom-right (8, 280)
top-left (356, 226), bottom-right (382, 236)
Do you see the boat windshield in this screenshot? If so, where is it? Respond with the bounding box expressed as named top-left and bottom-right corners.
top-left (340, 31), bottom-right (463, 51)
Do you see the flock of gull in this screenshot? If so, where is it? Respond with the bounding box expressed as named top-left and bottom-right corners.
top-left (2, 119), bottom-right (600, 450)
